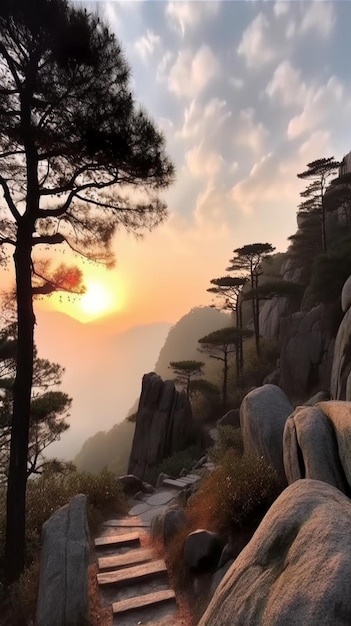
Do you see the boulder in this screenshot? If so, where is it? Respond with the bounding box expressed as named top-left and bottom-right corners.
top-left (304, 390), bottom-right (330, 405)
top-left (36, 494), bottom-right (89, 626)
top-left (283, 406), bottom-right (349, 494)
top-left (164, 507), bottom-right (188, 545)
top-left (128, 373), bottom-right (196, 480)
top-left (280, 304), bottom-right (335, 401)
top-left (330, 308), bottom-right (351, 400)
top-left (217, 409), bottom-right (240, 428)
top-left (199, 480), bottom-right (351, 626)
top-left (317, 401), bottom-right (351, 487)
top-left (341, 275), bottom-right (351, 313)
top-left (184, 529), bottom-right (224, 572)
top-left (240, 385), bottom-right (293, 485)
top-left (118, 474), bottom-right (143, 496)
top-left (259, 296), bottom-right (292, 342)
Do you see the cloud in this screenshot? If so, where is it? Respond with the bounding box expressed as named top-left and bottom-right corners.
top-left (177, 97), bottom-right (232, 140)
top-left (288, 76), bottom-right (344, 138)
top-left (165, 1), bottom-right (220, 37)
top-left (237, 13), bottom-right (275, 68)
top-left (300, 1), bottom-right (335, 39)
top-left (185, 144), bottom-right (224, 179)
top-left (168, 45), bottom-right (219, 98)
top-left (229, 77), bottom-right (244, 89)
top-left (274, 1), bottom-right (290, 18)
top-left (235, 108), bottom-right (268, 156)
top-left (266, 60), bottom-right (306, 107)
top-left (134, 30), bottom-right (161, 62)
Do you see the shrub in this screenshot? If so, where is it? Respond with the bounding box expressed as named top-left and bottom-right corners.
top-left (148, 444), bottom-right (203, 484)
top-left (186, 450), bottom-right (280, 533)
top-left (209, 425), bottom-right (243, 463)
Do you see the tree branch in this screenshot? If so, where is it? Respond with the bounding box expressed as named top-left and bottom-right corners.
top-left (0, 175), bottom-right (20, 220)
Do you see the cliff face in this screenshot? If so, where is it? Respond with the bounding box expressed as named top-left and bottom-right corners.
top-left (128, 372), bottom-right (196, 480)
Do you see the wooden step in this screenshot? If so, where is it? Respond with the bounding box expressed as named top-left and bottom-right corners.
top-left (103, 517), bottom-right (150, 528)
top-left (98, 548), bottom-right (153, 571)
top-left (94, 531), bottom-right (140, 548)
top-left (97, 559), bottom-right (167, 586)
top-left (112, 588), bottom-right (176, 615)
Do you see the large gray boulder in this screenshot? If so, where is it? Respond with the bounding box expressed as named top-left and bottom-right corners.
top-left (259, 296), bottom-right (292, 341)
top-left (330, 308), bottom-right (351, 400)
top-left (128, 373), bottom-right (196, 480)
top-left (283, 405), bottom-right (349, 494)
top-left (279, 304), bottom-right (335, 401)
top-left (240, 385), bottom-right (293, 485)
top-left (36, 494), bottom-right (89, 626)
top-left (199, 480), bottom-right (351, 626)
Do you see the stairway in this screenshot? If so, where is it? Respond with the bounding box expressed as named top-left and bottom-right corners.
top-left (94, 527), bottom-right (177, 625)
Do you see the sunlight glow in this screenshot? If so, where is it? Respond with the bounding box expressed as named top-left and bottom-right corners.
top-left (40, 264), bottom-right (126, 324)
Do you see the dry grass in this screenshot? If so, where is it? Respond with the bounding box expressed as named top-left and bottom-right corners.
top-left (88, 563), bottom-right (112, 626)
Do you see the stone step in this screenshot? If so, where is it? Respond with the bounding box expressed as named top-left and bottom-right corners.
top-left (98, 548), bottom-right (153, 571)
top-left (162, 478), bottom-right (188, 490)
top-left (112, 588), bottom-right (176, 615)
top-left (94, 531), bottom-right (140, 549)
top-left (103, 517), bottom-right (150, 528)
top-left (97, 559), bottom-right (167, 586)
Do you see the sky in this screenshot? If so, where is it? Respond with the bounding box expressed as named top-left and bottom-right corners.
top-left (5, 0), bottom-right (351, 458)
top-left (43, 0), bottom-right (351, 330)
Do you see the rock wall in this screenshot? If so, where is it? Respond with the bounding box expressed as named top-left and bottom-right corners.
top-left (128, 372), bottom-right (196, 480)
top-left (331, 276), bottom-right (351, 400)
top-left (279, 304), bottom-right (335, 401)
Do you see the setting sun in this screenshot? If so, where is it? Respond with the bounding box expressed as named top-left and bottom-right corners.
top-left (80, 281), bottom-right (115, 318)
top-left (38, 264), bottom-right (126, 323)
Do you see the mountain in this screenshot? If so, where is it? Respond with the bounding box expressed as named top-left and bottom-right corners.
top-left (34, 310), bottom-right (171, 460)
top-left (74, 306), bottom-right (232, 473)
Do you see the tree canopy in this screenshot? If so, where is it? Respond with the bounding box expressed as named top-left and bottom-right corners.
top-left (169, 360), bottom-right (204, 397)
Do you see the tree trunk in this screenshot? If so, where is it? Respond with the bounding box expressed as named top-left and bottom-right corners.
top-left (238, 298), bottom-right (244, 374)
top-left (235, 305), bottom-right (240, 382)
top-left (321, 192), bottom-right (327, 253)
top-left (4, 226), bottom-right (35, 583)
top-left (223, 349), bottom-right (228, 406)
top-left (253, 272), bottom-right (260, 357)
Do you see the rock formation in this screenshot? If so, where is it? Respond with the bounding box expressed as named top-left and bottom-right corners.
top-left (199, 479), bottom-right (351, 626)
top-left (331, 276), bottom-right (351, 400)
top-left (240, 384), bottom-right (293, 485)
top-left (128, 372), bottom-right (196, 480)
top-left (279, 304), bottom-right (335, 400)
top-left (36, 494), bottom-right (89, 626)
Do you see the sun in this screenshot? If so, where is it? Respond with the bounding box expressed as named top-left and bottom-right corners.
top-left (41, 267), bottom-right (125, 323)
top-left (80, 281), bottom-right (114, 318)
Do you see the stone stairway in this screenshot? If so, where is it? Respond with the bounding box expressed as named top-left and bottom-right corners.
top-left (94, 465), bottom-right (214, 624)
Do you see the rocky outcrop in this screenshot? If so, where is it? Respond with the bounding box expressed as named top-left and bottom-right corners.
top-left (240, 385), bottom-right (293, 485)
top-left (279, 304), bottom-right (335, 400)
top-left (199, 479), bottom-right (351, 626)
top-left (128, 373), bottom-right (196, 480)
top-left (317, 401), bottom-right (351, 487)
top-left (36, 494), bottom-right (89, 626)
top-left (331, 278), bottom-right (351, 400)
top-left (283, 405), bottom-right (349, 494)
top-left (259, 296), bottom-right (291, 341)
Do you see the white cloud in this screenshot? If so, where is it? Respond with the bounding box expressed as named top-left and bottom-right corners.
top-left (229, 77), bottom-right (244, 90)
top-left (157, 51), bottom-right (174, 82)
top-left (177, 97), bottom-right (232, 140)
top-left (286, 20), bottom-right (296, 39)
top-left (185, 144), bottom-right (224, 179)
top-left (237, 13), bottom-right (275, 68)
top-left (288, 76), bottom-right (344, 138)
top-left (235, 108), bottom-right (268, 155)
top-left (194, 182), bottom-right (231, 232)
top-left (165, 1), bottom-right (220, 37)
top-left (168, 45), bottom-right (219, 99)
top-left (274, 2), bottom-right (290, 18)
top-left (266, 61), bottom-right (306, 107)
top-left (300, 1), bottom-right (335, 39)
top-left (134, 30), bottom-right (161, 62)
